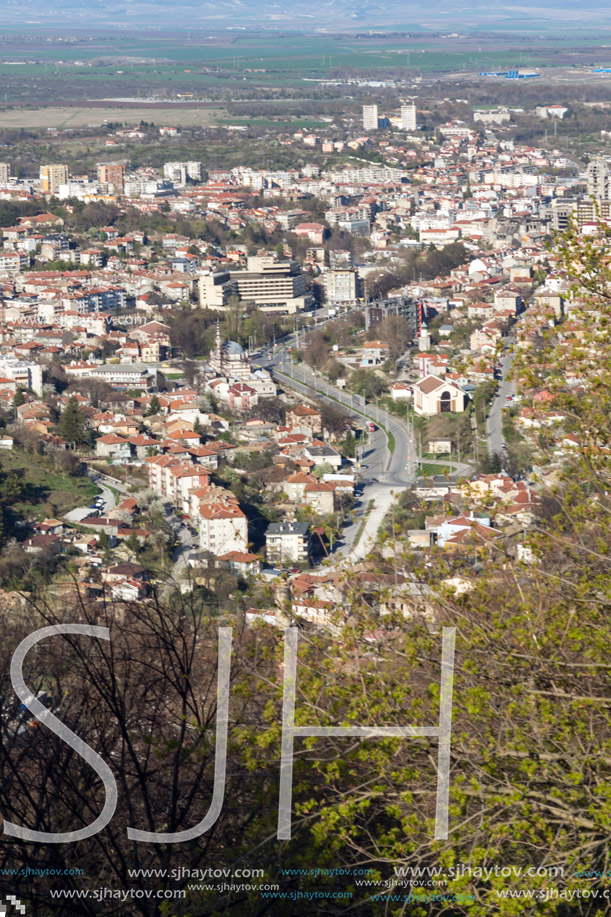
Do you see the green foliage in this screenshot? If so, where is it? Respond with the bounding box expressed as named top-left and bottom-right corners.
top-left (58, 397), bottom-right (88, 446)
top-left (350, 369), bottom-right (387, 400)
top-left (11, 390), bottom-right (26, 415)
top-left (146, 394), bottom-right (161, 417)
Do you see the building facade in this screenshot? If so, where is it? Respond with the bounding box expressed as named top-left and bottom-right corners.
top-left (362, 104), bottom-right (379, 131)
top-left (40, 164), bottom-right (69, 195)
top-left (400, 103), bottom-right (417, 131)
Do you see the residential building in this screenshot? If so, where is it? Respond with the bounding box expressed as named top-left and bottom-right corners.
top-left (364, 295), bottom-right (420, 340)
top-left (362, 104), bottom-right (379, 131)
top-left (163, 161), bottom-right (202, 184)
top-left (198, 495), bottom-right (248, 557)
top-left (324, 269), bottom-right (358, 304)
top-left (587, 158), bottom-right (610, 202)
top-left (40, 164), bottom-right (69, 195)
top-left (0, 356), bottom-right (43, 396)
top-left (97, 162), bottom-right (126, 191)
top-left (361, 340), bottom-right (389, 366)
top-left (95, 434), bottom-right (132, 461)
top-left (286, 405), bottom-right (322, 436)
top-left (265, 521), bottom-right (312, 565)
top-left (0, 163), bottom-right (10, 184)
top-left (400, 103), bottom-right (417, 131)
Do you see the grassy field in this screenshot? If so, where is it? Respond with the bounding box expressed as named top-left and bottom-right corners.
top-left (0, 105), bottom-right (223, 129)
top-left (0, 450), bottom-right (98, 521)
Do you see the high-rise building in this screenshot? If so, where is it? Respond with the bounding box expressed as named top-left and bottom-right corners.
top-left (587, 158), bottom-right (610, 202)
top-left (163, 161), bottom-right (202, 184)
top-left (324, 269), bottom-right (358, 304)
top-left (97, 162), bottom-right (126, 191)
top-left (401, 103), bottom-right (417, 131)
top-left (0, 163), bottom-right (10, 184)
top-left (40, 164), bottom-right (69, 195)
top-left (362, 104), bottom-right (379, 131)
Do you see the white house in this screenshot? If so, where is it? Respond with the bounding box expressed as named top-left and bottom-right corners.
top-left (413, 375), bottom-right (468, 416)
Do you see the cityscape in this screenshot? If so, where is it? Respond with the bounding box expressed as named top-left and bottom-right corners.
top-left (0, 12), bottom-right (610, 916)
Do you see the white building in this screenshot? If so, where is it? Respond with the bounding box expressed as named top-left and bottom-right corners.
top-left (265, 521), bottom-right (312, 564)
top-left (163, 161), bottom-right (202, 184)
top-left (0, 356), bottom-right (43, 396)
top-left (324, 269), bottom-right (358, 304)
top-left (198, 496), bottom-right (248, 557)
top-left (473, 108), bottom-right (510, 126)
top-left (401, 103), bottom-right (417, 131)
top-left (363, 104), bottom-right (379, 131)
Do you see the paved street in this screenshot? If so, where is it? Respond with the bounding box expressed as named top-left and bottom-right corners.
top-left (486, 334), bottom-right (518, 458)
top-left (268, 338), bottom-right (422, 564)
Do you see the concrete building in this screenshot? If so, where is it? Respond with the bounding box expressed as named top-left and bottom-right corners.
top-left (587, 158), bottom-right (610, 202)
top-left (40, 164), bottom-right (69, 195)
top-left (364, 295), bottom-right (420, 340)
top-left (0, 356), bottom-right (43, 396)
top-left (362, 104), bottom-right (379, 131)
top-left (401, 103), bottom-right (417, 131)
top-left (85, 363), bottom-right (161, 390)
top-left (163, 161), bottom-right (202, 184)
top-left (0, 163), bottom-right (10, 184)
top-left (199, 256), bottom-right (311, 315)
top-left (265, 521), bottom-right (312, 565)
top-left (473, 108), bottom-right (510, 125)
top-left (198, 495), bottom-right (248, 558)
top-left (97, 162), bottom-right (126, 191)
top-left (324, 269), bottom-right (358, 304)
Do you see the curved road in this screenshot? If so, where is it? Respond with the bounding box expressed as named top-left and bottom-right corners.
top-left (267, 341), bottom-right (418, 562)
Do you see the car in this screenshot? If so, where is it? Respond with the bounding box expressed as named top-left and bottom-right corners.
top-left (506, 395), bottom-right (513, 401)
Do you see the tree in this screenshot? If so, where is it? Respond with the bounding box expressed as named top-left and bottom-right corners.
top-left (11, 390), bottom-right (26, 416)
top-left (58, 397), bottom-right (88, 447)
top-left (350, 368), bottom-right (387, 400)
top-left (340, 430), bottom-right (356, 458)
top-left (312, 461), bottom-right (334, 478)
top-left (303, 330), bottom-right (329, 370)
top-left (145, 395), bottom-right (161, 417)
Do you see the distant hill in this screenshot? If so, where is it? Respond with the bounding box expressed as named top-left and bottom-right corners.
top-left (0, 0), bottom-right (608, 29)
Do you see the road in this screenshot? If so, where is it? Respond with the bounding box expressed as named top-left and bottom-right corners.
top-left (265, 337), bottom-right (420, 563)
top-left (486, 335), bottom-right (517, 458)
top-left (270, 349), bottom-right (416, 487)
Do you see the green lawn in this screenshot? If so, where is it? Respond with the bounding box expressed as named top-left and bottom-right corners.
top-left (0, 450), bottom-right (98, 521)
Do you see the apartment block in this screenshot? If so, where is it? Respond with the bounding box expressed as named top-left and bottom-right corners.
top-left (324, 269), bottom-right (358, 304)
top-left (265, 521), bottom-right (312, 565)
top-left (198, 494), bottom-right (248, 557)
top-left (0, 356), bottom-right (43, 396)
top-left (40, 164), bottom-right (69, 195)
top-left (97, 162), bottom-right (126, 191)
top-left (163, 161), bottom-right (203, 184)
top-left (400, 103), bottom-right (417, 131)
top-left (362, 104), bottom-right (379, 131)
